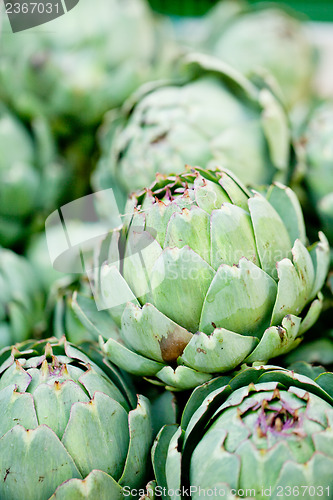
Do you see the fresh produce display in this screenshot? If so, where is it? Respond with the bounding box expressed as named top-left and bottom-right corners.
top-left (148, 365), bottom-right (333, 499)
top-left (200, 1), bottom-right (315, 110)
top-left (0, 0), bottom-right (332, 497)
top-left (79, 167), bottom-right (329, 390)
top-left (0, 337), bottom-right (152, 499)
top-left (0, 247), bottom-right (45, 349)
top-left (94, 53), bottom-right (293, 207)
top-left (0, 0), bottom-right (176, 200)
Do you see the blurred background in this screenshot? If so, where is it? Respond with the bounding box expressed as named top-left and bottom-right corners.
top-left (0, 0), bottom-right (332, 358)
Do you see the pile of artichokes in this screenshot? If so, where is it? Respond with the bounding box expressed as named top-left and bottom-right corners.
top-left (0, 0), bottom-right (332, 498)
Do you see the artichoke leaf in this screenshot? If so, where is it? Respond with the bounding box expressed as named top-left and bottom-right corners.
top-left (200, 258), bottom-right (277, 336)
top-left (0, 386), bottom-right (37, 438)
top-left (164, 206), bottom-right (211, 264)
top-left (49, 470), bottom-right (123, 500)
top-left (248, 192), bottom-right (292, 279)
top-left (99, 263), bottom-right (139, 325)
top-left (0, 425), bottom-right (81, 500)
top-left (298, 295), bottom-right (323, 336)
top-left (121, 302), bottom-right (192, 364)
top-left (246, 314), bottom-right (301, 362)
top-left (179, 328), bottom-right (258, 374)
top-left (149, 246), bottom-right (215, 333)
top-left (62, 392), bottom-right (129, 480)
top-left (308, 232), bottom-right (330, 300)
top-left (152, 425), bottom-right (179, 495)
top-left (33, 381), bottom-right (89, 440)
top-left (120, 395), bottom-right (152, 489)
top-left (271, 240), bottom-right (315, 326)
top-left (266, 183), bottom-right (306, 245)
top-left (156, 365), bottom-right (212, 391)
top-left (210, 204), bottom-right (259, 269)
top-left (102, 336), bottom-right (165, 377)
top-left (272, 453), bottom-right (333, 496)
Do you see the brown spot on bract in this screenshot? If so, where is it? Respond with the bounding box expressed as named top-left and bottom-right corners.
top-left (159, 330), bottom-right (190, 363)
top-left (197, 348), bottom-right (207, 354)
top-left (4, 468), bottom-right (10, 482)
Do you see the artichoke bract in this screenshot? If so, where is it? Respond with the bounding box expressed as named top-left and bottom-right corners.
top-left (0, 337), bottom-right (152, 500)
top-left (0, 247), bottom-right (45, 349)
top-left (94, 54), bottom-right (292, 207)
top-left (202, 2), bottom-right (315, 111)
top-left (150, 366), bottom-right (333, 499)
top-left (301, 101), bottom-right (333, 245)
top-left (80, 167), bottom-right (329, 391)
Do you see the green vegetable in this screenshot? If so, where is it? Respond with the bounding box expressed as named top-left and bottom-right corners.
top-left (0, 337), bottom-right (152, 499)
top-left (301, 101), bottom-right (333, 245)
top-left (77, 166), bottom-right (329, 391)
top-left (94, 53), bottom-right (293, 208)
top-left (0, 106), bottom-right (68, 248)
top-left (202, 1), bottom-right (316, 110)
top-left (0, 247), bottom-right (45, 349)
top-left (150, 365), bottom-right (333, 499)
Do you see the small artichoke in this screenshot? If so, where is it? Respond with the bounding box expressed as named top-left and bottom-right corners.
top-left (202, 2), bottom-right (315, 110)
top-left (78, 167), bottom-right (329, 391)
top-left (0, 337), bottom-right (152, 499)
top-left (301, 101), bottom-right (333, 245)
top-left (150, 365), bottom-right (333, 499)
top-left (0, 247), bottom-right (45, 349)
top-left (0, 105), bottom-right (68, 248)
top-left (94, 54), bottom-right (292, 207)
top-left (0, 0), bottom-right (169, 128)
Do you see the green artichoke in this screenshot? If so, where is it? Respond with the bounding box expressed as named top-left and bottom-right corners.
top-left (77, 166), bottom-right (329, 391)
top-left (201, 1), bottom-right (315, 110)
top-left (94, 54), bottom-right (292, 207)
top-left (0, 337), bottom-right (152, 499)
top-left (300, 101), bottom-right (333, 245)
top-left (0, 0), bottom-right (170, 129)
top-left (149, 365), bottom-right (333, 500)
top-left (0, 247), bottom-right (45, 349)
top-left (0, 105), bottom-right (69, 248)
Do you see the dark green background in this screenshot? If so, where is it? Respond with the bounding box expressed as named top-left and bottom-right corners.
top-left (147, 0), bottom-right (333, 21)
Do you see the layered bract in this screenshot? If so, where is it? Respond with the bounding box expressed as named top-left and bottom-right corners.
top-left (94, 54), bottom-right (292, 206)
top-left (85, 167), bottom-right (330, 390)
top-left (0, 338), bottom-right (152, 499)
top-left (150, 366), bottom-right (333, 499)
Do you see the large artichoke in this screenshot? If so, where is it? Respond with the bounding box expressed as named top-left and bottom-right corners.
top-left (0, 247), bottom-right (45, 349)
top-left (149, 365), bottom-right (333, 499)
top-left (0, 105), bottom-right (68, 248)
top-left (76, 167), bottom-right (329, 391)
top-left (300, 101), bottom-right (333, 245)
top-left (0, 337), bottom-right (152, 499)
top-left (94, 54), bottom-right (292, 207)
top-left (201, 1), bottom-right (315, 110)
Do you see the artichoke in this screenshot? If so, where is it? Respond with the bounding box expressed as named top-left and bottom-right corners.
top-left (0, 0), bottom-right (170, 129)
top-left (149, 365), bottom-right (333, 499)
top-left (300, 101), bottom-right (333, 245)
top-left (0, 337), bottom-right (152, 499)
top-left (0, 105), bottom-right (69, 248)
top-left (201, 1), bottom-right (315, 110)
top-left (0, 247), bottom-right (45, 349)
top-left (77, 166), bottom-right (329, 391)
top-left (94, 54), bottom-right (292, 207)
